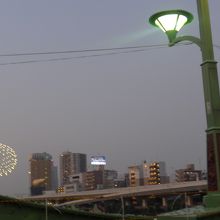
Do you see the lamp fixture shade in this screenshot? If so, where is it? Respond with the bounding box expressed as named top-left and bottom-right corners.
top-left (149, 10), bottom-right (193, 42)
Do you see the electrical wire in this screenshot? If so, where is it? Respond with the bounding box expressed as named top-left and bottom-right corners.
top-left (0, 42), bottom-right (193, 66)
top-left (0, 42), bottom-right (218, 67)
top-left (0, 44), bottom-right (169, 57)
top-left (0, 48), bottom-right (152, 66)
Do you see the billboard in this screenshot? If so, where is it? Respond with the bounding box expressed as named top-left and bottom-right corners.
top-left (91, 156), bottom-right (106, 165)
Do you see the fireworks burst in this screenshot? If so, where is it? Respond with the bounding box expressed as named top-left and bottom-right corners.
top-left (0, 143), bottom-right (17, 176)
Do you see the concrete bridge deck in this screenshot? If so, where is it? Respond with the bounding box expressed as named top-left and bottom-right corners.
top-left (21, 180), bottom-right (207, 206)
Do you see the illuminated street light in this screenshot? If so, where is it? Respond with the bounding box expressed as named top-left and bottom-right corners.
top-left (149, 10), bottom-right (193, 43)
top-left (149, 0), bottom-right (220, 209)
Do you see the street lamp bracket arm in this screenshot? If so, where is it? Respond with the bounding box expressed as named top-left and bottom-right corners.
top-left (169, 35), bottom-right (201, 49)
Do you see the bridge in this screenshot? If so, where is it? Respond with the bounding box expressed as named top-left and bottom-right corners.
top-left (1, 181), bottom-right (220, 220)
top-left (22, 180), bottom-right (207, 207)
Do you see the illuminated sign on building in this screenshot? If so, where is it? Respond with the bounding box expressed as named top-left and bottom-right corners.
top-left (91, 156), bottom-right (106, 165)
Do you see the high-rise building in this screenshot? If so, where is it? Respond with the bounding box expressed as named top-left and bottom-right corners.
top-left (140, 160), bottom-right (150, 185)
top-left (83, 169), bottom-right (118, 191)
top-left (103, 169), bottom-right (118, 188)
top-left (83, 170), bottom-right (103, 191)
top-left (128, 161), bottom-right (149, 186)
top-left (175, 164), bottom-right (203, 182)
top-left (59, 152), bottom-right (87, 185)
top-left (148, 161), bottom-right (169, 185)
top-left (128, 165), bottom-right (141, 187)
top-left (51, 166), bottom-right (58, 190)
top-left (128, 161), bottom-right (169, 186)
top-left (29, 152), bottom-right (57, 195)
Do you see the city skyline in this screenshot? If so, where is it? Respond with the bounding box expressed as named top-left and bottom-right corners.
top-left (28, 150), bottom-right (205, 195)
top-left (30, 150), bottom-right (205, 195)
top-left (0, 0), bottom-right (219, 196)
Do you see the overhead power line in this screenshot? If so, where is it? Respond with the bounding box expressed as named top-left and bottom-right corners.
top-left (0, 42), bottom-right (194, 66)
top-left (0, 42), bottom-right (197, 58)
top-left (1, 42), bottom-right (220, 66)
top-left (0, 48), bottom-right (154, 66)
top-left (0, 43), bottom-right (179, 57)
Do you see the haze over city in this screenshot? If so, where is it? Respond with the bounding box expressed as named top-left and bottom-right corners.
top-left (0, 0), bottom-right (220, 196)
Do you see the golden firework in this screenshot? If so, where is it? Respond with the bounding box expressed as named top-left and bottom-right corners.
top-left (0, 143), bottom-right (17, 176)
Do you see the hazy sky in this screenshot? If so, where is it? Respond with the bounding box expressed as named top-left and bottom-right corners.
top-left (0, 0), bottom-right (220, 196)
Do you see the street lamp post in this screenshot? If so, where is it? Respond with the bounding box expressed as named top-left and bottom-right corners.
top-left (149, 0), bottom-right (220, 208)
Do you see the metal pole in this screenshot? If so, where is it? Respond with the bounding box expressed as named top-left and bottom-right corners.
top-left (169, 0), bottom-right (220, 209)
top-left (45, 199), bottom-right (48, 220)
top-left (120, 196), bottom-right (125, 220)
top-left (196, 0), bottom-right (220, 208)
top-left (197, 0), bottom-right (220, 192)
top-left (184, 192), bottom-right (189, 220)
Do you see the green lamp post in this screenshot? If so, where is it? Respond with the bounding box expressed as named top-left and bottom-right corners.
top-left (149, 0), bottom-right (220, 209)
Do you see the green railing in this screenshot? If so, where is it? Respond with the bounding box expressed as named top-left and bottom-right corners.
top-left (0, 195), bottom-right (155, 220)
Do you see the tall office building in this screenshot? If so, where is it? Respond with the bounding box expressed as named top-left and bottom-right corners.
top-left (128, 165), bottom-right (142, 187)
top-left (128, 161), bottom-right (169, 186)
top-left (175, 164), bottom-right (203, 182)
top-left (83, 169), bottom-right (118, 191)
top-left (128, 161), bottom-right (149, 186)
top-left (29, 152), bottom-right (57, 195)
top-left (148, 161), bottom-right (169, 185)
top-left (51, 166), bottom-right (58, 190)
top-left (60, 152), bottom-right (87, 185)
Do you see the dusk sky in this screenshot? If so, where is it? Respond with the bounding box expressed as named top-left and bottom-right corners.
top-left (0, 0), bottom-right (220, 196)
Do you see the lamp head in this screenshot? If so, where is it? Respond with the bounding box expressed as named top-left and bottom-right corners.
top-left (149, 10), bottom-right (193, 43)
